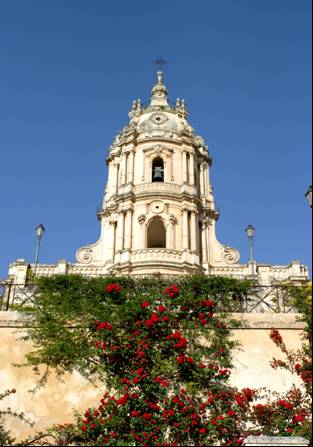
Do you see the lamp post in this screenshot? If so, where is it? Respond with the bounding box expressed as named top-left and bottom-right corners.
top-left (245, 224), bottom-right (255, 263)
top-left (305, 185), bottom-right (312, 208)
top-left (34, 224), bottom-right (46, 276)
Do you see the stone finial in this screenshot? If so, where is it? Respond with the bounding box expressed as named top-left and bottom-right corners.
top-left (128, 99), bottom-right (142, 119)
top-left (175, 97), bottom-right (188, 118)
top-left (150, 70), bottom-right (169, 107)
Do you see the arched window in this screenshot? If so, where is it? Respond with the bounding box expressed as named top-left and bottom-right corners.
top-left (147, 218), bottom-right (166, 248)
top-left (152, 157), bottom-right (164, 182)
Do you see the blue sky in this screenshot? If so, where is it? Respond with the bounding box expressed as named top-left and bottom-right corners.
top-left (0, 0), bottom-right (311, 280)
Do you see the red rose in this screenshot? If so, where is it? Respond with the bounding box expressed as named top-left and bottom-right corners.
top-left (158, 305), bottom-right (166, 312)
top-left (177, 355), bottom-right (185, 364)
top-left (141, 301), bottom-right (150, 308)
top-left (81, 426), bottom-right (87, 432)
top-left (203, 299), bottom-right (215, 308)
top-left (163, 284), bottom-right (179, 298)
top-left (199, 428), bottom-right (206, 434)
top-left (117, 394), bottom-right (129, 406)
top-left (293, 414), bottom-right (305, 423)
top-left (227, 410), bottom-right (236, 417)
top-left (278, 399), bottom-right (293, 410)
top-left (105, 283), bottom-right (121, 294)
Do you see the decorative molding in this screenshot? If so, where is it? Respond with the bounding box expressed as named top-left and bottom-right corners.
top-left (223, 246), bottom-right (240, 265)
top-left (76, 247), bottom-right (94, 264)
top-left (150, 200), bottom-right (165, 214)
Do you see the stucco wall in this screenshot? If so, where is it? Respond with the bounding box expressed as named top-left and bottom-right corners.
top-left (0, 312), bottom-right (305, 441)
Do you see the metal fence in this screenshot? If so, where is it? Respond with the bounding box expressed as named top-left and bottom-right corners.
top-left (0, 282), bottom-right (298, 313)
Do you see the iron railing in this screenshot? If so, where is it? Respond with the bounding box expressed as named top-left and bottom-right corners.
top-left (0, 282), bottom-right (299, 313)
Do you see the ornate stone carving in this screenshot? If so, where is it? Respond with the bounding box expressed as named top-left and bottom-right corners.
top-left (138, 214), bottom-right (146, 225)
top-left (150, 112), bottom-right (168, 125)
top-left (169, 214), bottom-right (178, 225)
top-left (150, 201), bottom-right (164, 214)
top-left (223, 246), bottom-right (240, 265)
top-left (76, 247), bottom-right (94, 264)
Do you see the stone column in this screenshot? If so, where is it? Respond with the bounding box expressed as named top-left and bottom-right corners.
top-left (115, 163), bottom-right (120, 194)
top-left (121, 153), bottom-right (127, 185)
top-left (182, 209), bottom-right (189, 250)
top-left (141, 151), bottom-right (146, 181)
top-left (169, 215), bottom-right (177, 249)
top-left (199, 163), bottom-right (205, 196)
top-left (182, 151), bottom-right (188, 183)
top-left (138, 215), bottom-right (146, 249)
top-left (201, 222), bottom-right (208, 262)
top-left (111, 163), bottom-right (117, 194)
top-left (116, 212), bottom-right (125, 252)
top-left (172, 223), bottom-right (176, 249)
top-left (106, 161), bottom-right (112, 197)
top-left (107, 221), bottom-right (116, 260)
top-left (124, 209), bottom-right (132, 250)
top-left (128, 150), bottom-right (134, 184)
top-left (203, 162), bottom-right (209, 197)
top-left (170, 151), bottom-right (174, 181)
top-left (190, 211), bottom-right (197, 252)
top-left (189, 153), bottom-right (195, 186)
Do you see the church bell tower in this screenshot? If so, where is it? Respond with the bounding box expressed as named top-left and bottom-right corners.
top-left (76, 71), bottom-right (240, 275)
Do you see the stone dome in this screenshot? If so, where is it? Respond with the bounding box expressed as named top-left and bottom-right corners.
top-left (136, 110), bottom-right (186, 139)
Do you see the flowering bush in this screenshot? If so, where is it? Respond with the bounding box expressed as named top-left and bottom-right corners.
top-left (18, 276), bottom-right (311, 446)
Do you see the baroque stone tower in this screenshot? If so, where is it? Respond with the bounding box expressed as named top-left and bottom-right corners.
top-left (76, 71), bottom-right (240, 275)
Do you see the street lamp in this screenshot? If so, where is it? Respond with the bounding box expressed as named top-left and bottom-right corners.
top-left (34, 224), bottom-right (46, 275)
top-left (245, 224), bottom-right (255, 263)
top-left (305, 185), bottom-right (312, 208)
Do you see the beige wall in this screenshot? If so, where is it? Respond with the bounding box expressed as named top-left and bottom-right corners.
top-left (0, 312), bottom-right (305, 441)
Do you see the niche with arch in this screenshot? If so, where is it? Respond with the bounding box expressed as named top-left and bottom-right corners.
top-left (147, 218), bottom-right (166, 248)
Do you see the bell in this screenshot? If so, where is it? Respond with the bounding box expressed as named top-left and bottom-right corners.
top-left (153, 166), bottom-right (164, 182)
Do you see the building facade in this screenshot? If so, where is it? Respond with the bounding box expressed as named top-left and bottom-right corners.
top-left (7, 71), bottom-right (309, 284)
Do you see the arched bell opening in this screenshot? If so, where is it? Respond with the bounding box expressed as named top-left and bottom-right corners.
top-left (147, 218), bottom-right (166, 248)
top-left (152, 157), bottom-right (164, 182)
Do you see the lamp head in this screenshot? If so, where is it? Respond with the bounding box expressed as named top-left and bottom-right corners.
top-left (245, 224), bottom-right (255, 239)
top-left (35, 224), bottom-right (46, 239)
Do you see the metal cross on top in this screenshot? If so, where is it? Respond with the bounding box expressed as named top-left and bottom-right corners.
top-left (153, 57), bottom-right (168, 71)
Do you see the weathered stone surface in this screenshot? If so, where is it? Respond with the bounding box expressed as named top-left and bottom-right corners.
top-left (0, 312), bottom-right (306, 441)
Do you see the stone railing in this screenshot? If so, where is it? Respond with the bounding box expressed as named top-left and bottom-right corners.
top-left (133, 182), bottom-right (196, 196)
top-left (131, 248), bottom-right (183, 262)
